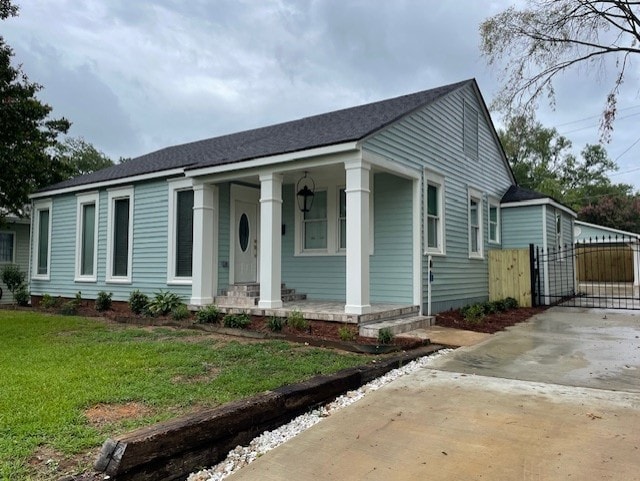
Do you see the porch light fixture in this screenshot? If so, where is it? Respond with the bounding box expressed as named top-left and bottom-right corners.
top-left (296, 171), bottom-right (315, 213)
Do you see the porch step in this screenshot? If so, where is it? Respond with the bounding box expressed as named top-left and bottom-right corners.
top-left (214, 283), bottom-right (306, 307)
top-left (358, 315), bottom-right (435, 338)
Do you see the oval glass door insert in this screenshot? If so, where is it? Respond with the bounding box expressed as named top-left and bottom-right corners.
top-left (239, 213), bottom-right (250, 252)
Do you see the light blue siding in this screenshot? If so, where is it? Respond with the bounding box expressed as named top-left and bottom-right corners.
top-left (0, 222), bottom-right (30, 304)
top-left (501, 206), bottom-right (543, 248)
top-left (363, 82), bottom-right (513, 312)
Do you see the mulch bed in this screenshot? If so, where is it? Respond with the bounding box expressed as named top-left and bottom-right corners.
top-left (436, 306), bottom-right (547, 334)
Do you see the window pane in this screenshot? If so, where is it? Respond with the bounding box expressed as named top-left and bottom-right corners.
top-left (489, 206), bottom-right (497, 223)
top-left (0, 232), bottom-right (13, 263)
top-left (304, 220), bottom-right (327, 249)
top-left (339, 219), bottom-right (346, 249)
top-left (471, 227), bottom-right (479, 253)
top-left (427, 184), bottom-right (438, 216)
top-left (304, 190), bottom-right (327, 220)
top-left (37, 210), bottom-right (49, 275)
top-left (470, 200), bottom-right (478, 225)
top-left (113, 198), bottom-right (129, 277)
top-left (81, 204), bottom-right (95, 276)
top-left (176, 190), bottom-right (194, 277)
top-left (427, 217), bottom-right (438, 248)
top-left (339, 189), bottom-right (346, 217)
top-left (489, 223), bottom-right (497, 242)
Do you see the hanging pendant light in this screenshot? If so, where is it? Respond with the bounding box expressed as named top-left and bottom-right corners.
top-left (296, 171), bottom-right (315, 213)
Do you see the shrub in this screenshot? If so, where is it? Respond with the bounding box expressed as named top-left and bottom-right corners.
top-left (95, 291), bottom-right (112, 312)
top-left (60, 292), bottom-right (82, 316)
top-left (338, 325), bottom-right (357, 342)
top-left (14, 285), bottom-right (29, 306)
top-left (222, 313), bottom-right (251, 329)
top-left (492, 299), bottom-right (507, 312)
top-left (482, 301), bottom-right (498, 314)
top-left (377, 327), bottom-right (394, 344)
top-left (146, 290), bottom-right (183, 317)
top-left (40, 294), bottom-right (59, 309)
top-left (129, 290), bottom-right (149, 315)
top-left (172, 304), bottom-right (190, 321)
top-left (504, 297), bottom-right (519, 310)
top-left (195, 305), bottom-right (220, 324)
top-left (267, 316), bottom-right (285, 332)
top-left (1, 265), bottom-right (25, 297)
top-left (287, 310), bottom-right (308, 331)
top-left (463, 303), bottom-right (485, 324)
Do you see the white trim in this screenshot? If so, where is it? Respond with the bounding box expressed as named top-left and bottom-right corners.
top-left (106, 186), bottom-right (134, 284)
top-left (555, 209), bottom-right (562, 250)
top-left (412, 178), bottom-right (422, 314)
top-left (501, 198), bottom-right (577, 217)
top-left (362, 151), bottom-right (422, 180)
top-left (186, 142), bottom-right (359, 178)
top-left (229, 184), bottom-right (260, 285)
top-left (167, 178), bottom-right (194, 285)
top-left (488, 197), bottom-right (500, 245)
top-left (468, 187), bottom-right (483, 259)
top-left (30, 169), bottom-right (185, 199)
top-left (574, 220), bottom-right (640, 240)
top-left (32, 199), bottom-right (52, 281)
top-left (423, 169), bottom-right (446, 256)
top-left (542, 205), bottom-right (550, 304)
top-left (74, 192), bottom-right (99, 282)
top-left (190, 183), bottom-right (218, 305)
top-left (0, 230), bottom-right (16, 264)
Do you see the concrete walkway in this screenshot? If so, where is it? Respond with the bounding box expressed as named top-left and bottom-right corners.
top-left (228, 308), bottom-right (640, 481)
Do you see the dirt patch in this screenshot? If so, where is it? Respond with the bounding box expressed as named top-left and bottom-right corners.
top-left (84, 402), bottom-right (152, 428)
top-left (28, 445), bottom-right (100, 481)
top-left (436, 306), bottom-right (547, 333)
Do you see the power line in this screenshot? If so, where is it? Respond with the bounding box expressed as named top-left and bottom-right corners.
top-left (559, 111), bottom-right (640, 135)
top-left (553, 104), bottom-right (640, 128)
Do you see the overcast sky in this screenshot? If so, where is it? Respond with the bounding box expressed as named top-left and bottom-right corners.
top-left (3, 0), bottom-right (640, 190)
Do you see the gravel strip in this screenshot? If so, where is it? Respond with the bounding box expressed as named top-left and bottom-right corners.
top-left (188, 349), bottom-right (453, 481)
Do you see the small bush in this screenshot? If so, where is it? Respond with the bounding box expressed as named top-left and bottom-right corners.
top-left (95, 291), bottom-right (112, 312)
top-left (1, 265), bottom-right (25, 296)
top-left (14, 285), bottom-right (29, 306)
top-left (267, 316), bottom-right (285, 332)
top-left (223, 313), bottom-right (251, 329)
top-left (377, 327), bottom-right (394, 344)
top-left (504, 297), bottom-right (519, 310)
top-left (338, 325), bottom-right (357, 342)
top-left (482, 301), bottom-right (498, 314)
top-left (146, 290), bottom-right (183, 317)
top-left (40, 294), bottom-right (59, 309)
top-left (195, 305), bottom-right (220, 324)
top-left (172, 304), bottom-right (190, 321)
top-left (129, 290), bottom-right (149, 315)
top-left (287, 310), bottom-right (308, 331)
top-left (492, 299), bottom-right (507, 312)
top-left (463, 303), bottom-right (485, 324)
top-left (59, 292), bottom-right (82, 316)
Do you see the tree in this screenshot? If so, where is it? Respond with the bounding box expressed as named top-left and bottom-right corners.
top-left (579, 195), bottom-right (640, 233)
top-left (53, 137), bottom-right (114, 178)
top-left (0, 0), bottom-right (70, 221)
top-left (480, 0), bottom-right (640, 140)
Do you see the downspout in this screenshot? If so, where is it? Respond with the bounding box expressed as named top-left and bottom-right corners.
top-left (427, 255), bottom-right (432, 316)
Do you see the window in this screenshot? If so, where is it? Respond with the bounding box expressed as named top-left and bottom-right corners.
top-left (175, 189), bottom-right (194, 277)
top-left (488, 200), bottom-right (500, 244)
top-left (0, 232), bottom-right (15, 263)
top-left (75, 193), bottom-right (99, 281)
top-left (338, 188), bottom-right (346, 250)
top-left (33, 200), bottom-right (52, 279)
top-left (463, 101), bottom-right (479, 159)
top-left (556, 210), bottom-right (562, 250)
top-left (303, 190), bottom-right (327, 250)
top-left (424, 170), bottom-right (445, 255)
top-left (106, 187), bottom-right (133, 283)
top-left (468, 189), bottom-right (483, 258)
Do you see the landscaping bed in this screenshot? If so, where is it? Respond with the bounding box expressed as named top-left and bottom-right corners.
top-left (436, 306), bottom-right (547, 333)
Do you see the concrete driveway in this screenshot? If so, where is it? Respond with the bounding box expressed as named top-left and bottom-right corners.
top-left (227, 308), bottom-right (640, 481)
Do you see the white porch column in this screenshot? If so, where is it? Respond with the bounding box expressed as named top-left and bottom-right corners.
top-left (191, 182), bottom-right (218, 306)
top-left (630, 242), bottom-right (640, 287)
top-left (345, 160), bottom-right (371, 314)
top-left (258, 173), bottom-right (283, 309)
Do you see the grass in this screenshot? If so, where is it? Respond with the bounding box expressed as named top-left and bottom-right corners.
top-left (0, 310), bottom-right (367, 480)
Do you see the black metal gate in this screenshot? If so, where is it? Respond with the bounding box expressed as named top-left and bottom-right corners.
top-left (531, 235), bottom-right (640, 309)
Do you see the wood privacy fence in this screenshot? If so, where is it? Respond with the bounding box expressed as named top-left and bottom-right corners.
top-left (575, 244), bottom-right (633, 282)
top-left (488, 248), bottom-right (532, 307)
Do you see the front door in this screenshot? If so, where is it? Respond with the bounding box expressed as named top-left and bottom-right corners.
top-left (232, 188), bottom-right (259, 283)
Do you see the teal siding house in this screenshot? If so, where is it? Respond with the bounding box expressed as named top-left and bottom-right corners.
top-left (0, 215), bottom-right (31, 304)
top-left (29, 79), bottom-right (566, 326)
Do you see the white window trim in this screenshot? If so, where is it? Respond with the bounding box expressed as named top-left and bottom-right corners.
top-left (106, 186), bottom-right (134, 284)
top-left (468, 188), bottom-right (484, 259)
top-left (32, 199), bottom-right (52, 280)
top-left (423, 169), bottom-right (446, 256)
top-left (488, 198), bottom-right (500, 245)
top-left (74, 192), bottom-right (99, 282)
top-left (0, 230), bottom-right (16, 264)
top-left (556, 210), bottom-right (563, 251)
top-left (167, 178), bottom-right (194, 285)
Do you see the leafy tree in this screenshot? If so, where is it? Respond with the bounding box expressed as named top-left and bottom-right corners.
top-left (53, 137), bottom-right (114, 178)
top-left (481, 0), bottom-right (640, 140)
top-left (579, 195), bottom-right (640, 233)
top-left (0, 0), bottom-right (70, 221)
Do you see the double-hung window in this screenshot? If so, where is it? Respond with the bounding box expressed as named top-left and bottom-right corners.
top-left (0, 232), bottom-right (15, 263)
top-left (302, 190), bottom-right (327, 251)
top-left (106, 187), bottom-right (133, 283)
top-left (168, 179), bottom-right (194, 284)
top-left (424, 170), bottom-right (445, 255)
top-left (468, 189), bottom-right (483, 259)
top-left (488, 199), bottom-right (500, 244)
top-left (33, 200), bottom-right (52, 279)
top-left (338, 188), bottom-right (347, 250)
top-left (75, 193), bottom-right (99, 281)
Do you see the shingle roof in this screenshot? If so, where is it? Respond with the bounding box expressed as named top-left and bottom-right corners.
top-left (38, 79), bottom-right (472, 193)
top-left (501, 185), bottom-right (549, 203)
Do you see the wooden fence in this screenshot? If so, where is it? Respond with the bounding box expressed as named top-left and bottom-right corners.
top-left (575, 245), bottom-right (633, 282)
top-left (488, 248), bottom-right (532, 307)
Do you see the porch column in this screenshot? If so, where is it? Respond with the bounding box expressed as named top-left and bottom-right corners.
top-left (258, 173), bottom-right (283, 309)
top-left (191, 182), bottom-right (218, 306)
top-left (631, 242), bottom-right (640, 287)
top-left (345, 160), bottom-right (371, 314)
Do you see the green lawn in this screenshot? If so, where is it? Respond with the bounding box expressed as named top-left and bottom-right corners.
top-left (0, 310), bottom-right (367, 480)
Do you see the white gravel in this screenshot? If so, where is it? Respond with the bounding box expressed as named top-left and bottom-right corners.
top-left (187, 349), bottom-right (452, 481)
